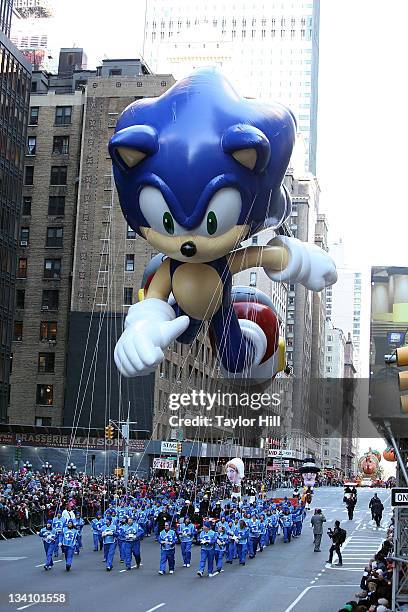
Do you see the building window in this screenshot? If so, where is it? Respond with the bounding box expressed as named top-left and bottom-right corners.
top-left (55, 106), bottom-right (72, 125)
top-left (137, 81), bottom-right (142, 87)
top-left (36, 384), bottom-right (53, 405)
top-left (123, 287), bottom-right (133, 305)
top-left (22, 196), bottom-right (32, 215)
top-left (252, 236), bottom-right (258, 245)
top-left (46, 227), bottom-right (63, 248)
top-left (29, 106), bottom-right (39, 125)
top-left (125, 254), bottom-right (135, 271)
top-left (40, 321), bottom-right (57, 341)
top-left (35, 417), bottom-right (52, 426)
top-left (24, 166), bottom-right (34, 185)
top-left (17, 258), bottom-right (27, 278)
top-left (161, 80), bottom-right (167, 87)
top-left (127, 225), bottom-right (136, 239)
top-left (27, 136), bottom-right (36, 155)
top-left (48, 196), bottom-right (65, 216)
top-left (16, 289), bottom-right (25, 309)
top-left (249, 272), bottom-right (257, 286)
top-left (44, 258), bottom-right (61, 279)
top-left (50, 166), bottom-right (67, 185)
top-left (42, 290), bottom-right (59, 310)
top-left (52, 135), bottom-right (69, 155)
top-left (13, 321), bottom-right (23, 341)
top-left (38, 352), bottom-right (55, 373)
top-left (20, 227), bottom-right (29, 247)
top-left (109, 68), bottom-right (122, 76)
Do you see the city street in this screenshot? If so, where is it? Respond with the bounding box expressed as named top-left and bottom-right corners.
top-left (0, 487), bottom-right (391, 612)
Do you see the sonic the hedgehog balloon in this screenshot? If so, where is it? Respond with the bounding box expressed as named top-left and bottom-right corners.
top-left (109, 68), bottom-right (337, 380)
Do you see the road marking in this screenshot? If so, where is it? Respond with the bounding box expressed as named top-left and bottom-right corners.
top-left (145, 605), bottom-right (165, 612)
top-left (0, 556), bottom-right (27, 561)
top-left (16, 604), bottom-right (37, 611)
top-left (35, 560), bottom-right (62, 568)
top-left (283, 585), bottom-right (359, 612)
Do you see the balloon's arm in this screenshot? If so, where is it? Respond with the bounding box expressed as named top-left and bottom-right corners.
top-left (228, 246), bottom-right (289, 275)
top-left (145, 258), bottom-right (172, 300)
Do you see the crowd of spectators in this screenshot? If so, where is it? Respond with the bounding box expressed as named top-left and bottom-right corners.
top-left (0, 466), bottom-right (277, 538)
top-left (338, 519), bottom-right (394, 612)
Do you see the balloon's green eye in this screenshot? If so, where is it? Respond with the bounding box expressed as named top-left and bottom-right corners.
top-left (207, 211), bottom-right (217, 235)
top-left (163, 212), bottom-right (174, 235)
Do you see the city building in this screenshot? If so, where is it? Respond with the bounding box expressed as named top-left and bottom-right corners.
top-left (0, 0), bottom-right (31, 422)
top-left (322, 324), bottom-right (346, 471)
top-left (143, 0), bottom-right (320, 172)
top-left (10, 0), bottom-right (54, 71)
top-left (326, 238), bottom-right (362, 373)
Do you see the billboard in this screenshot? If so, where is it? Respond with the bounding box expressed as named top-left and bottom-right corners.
top-left (369, 266), bottom-right (408, 435)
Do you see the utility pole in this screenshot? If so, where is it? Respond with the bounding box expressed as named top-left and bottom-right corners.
top-left (122, 414), bottom-right (130, 491)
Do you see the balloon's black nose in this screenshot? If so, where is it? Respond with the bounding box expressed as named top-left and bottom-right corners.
top-left (180, 241), bottom-right (197, 257)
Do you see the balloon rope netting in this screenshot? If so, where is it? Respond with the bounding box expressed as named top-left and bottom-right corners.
top-left (58, 177), bottom-right (289, 514)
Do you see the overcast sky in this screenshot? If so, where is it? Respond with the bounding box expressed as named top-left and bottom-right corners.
top-left (49, 0), bottom-right (405, 469)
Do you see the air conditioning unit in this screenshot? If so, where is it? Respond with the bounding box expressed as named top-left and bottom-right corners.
top-left (20, 240), bottom-right (28, 246)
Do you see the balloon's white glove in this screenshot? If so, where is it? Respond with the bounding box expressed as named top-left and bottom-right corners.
top-left (114, 298), bottom-right (190, 377)
top-left (264, 236), bottom-right (337, 291)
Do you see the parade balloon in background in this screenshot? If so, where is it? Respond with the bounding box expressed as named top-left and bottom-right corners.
top-left (109, 68), bottom-right (337, 383)
top-left (299, 459), bottom-right (320, 489)
top-left (383, 446), bottom-right (397, 462)
top-left (226, 457), bottom-right (245, 486)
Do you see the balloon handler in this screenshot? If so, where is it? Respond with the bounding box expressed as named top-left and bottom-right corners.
top-left (109, 68), bottom-right (337, 382)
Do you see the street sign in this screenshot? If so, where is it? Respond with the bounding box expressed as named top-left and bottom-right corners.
top-left (161, 441), bottom-right (178, 454)
top-left (391, 488), bottom-right (408, 506)
top-left (153, 458), bottom-right (175, 470)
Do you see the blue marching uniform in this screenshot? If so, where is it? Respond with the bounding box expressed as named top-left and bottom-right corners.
top-left (62, 526), bottom-right (78, 571)
top-left (248, 518), bottom-right (261, 558)
top-left (73, 515), bottom-right (85, 554)
top-left (268, 512), bottom-right (279, 544)
top-left (281, 512), bottom-right (293, 543)
top-left (91, 516), bottom-right (104, 551)
top-left (159, 528), bottom-right (177, 574)
top-left (117, 518), bottom-right (128, 562)
top-left (197, 529), bottom-right (217, 576)
top-left (259, 518), bottom-right (268, 549)
top-left (214, 532), bottom-right (228, 572)
top-left (226, 524), bottom-right (237, 563)
top-left (292, 507), bottom-right (304, 537)
top-left (178, 521), bottom-right (196, 567)
top-left (123, 522), bottom-right (144, 570)
top-left (102, 522), bottom-right (117, 571)
top-left (51, 516), bottom-right (64, 557)
top-left (234, 525), bottom-right (249, 565)
top-left (39, 526), bottom-right (57, 569)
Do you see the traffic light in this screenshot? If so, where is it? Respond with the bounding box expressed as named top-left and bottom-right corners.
top-left (176, 442), bottom-right (182, 454)
top-left (105, 424), bottom-right (114, 440)
top-left (397, 346), bottom-right (408, 412)
top-left (15, 447), bottom-right (22, 461)
top-left (114, 467), bottom-right (124, 477)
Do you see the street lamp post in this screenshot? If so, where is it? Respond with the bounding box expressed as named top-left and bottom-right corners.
top-left (67, 463), bottom-right (77, 478)
top-left (42, 461), bottom-right (52, 475)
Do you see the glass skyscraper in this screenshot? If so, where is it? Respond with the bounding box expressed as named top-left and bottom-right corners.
top-left (143, 0), bottom-right (320, 173)
top-left (0, 0), bottom-right (31, 421)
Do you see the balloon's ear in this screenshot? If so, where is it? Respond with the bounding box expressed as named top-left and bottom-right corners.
top-left (109, 125), bottom-right (159, 172)
top-left (222, 124), bottom-right (271, 174)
